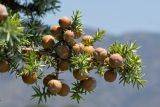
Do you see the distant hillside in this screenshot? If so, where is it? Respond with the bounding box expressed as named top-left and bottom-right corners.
top-left (0, 29), bottom-right (160, 107)
top-left (81, 29), bottom-right (160, 107)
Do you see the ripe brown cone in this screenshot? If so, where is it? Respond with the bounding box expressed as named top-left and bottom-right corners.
top-left (58, 59), bottom-right (70, 71)
top-left (81, 77), bottom-right (96, 91)
top-left (73, 69), bottom-right (88, 80)
top-left (67, 39), bottom-right (76, 46)
top-left (48, 79), bottom-right (62, 95)
top-left (59, 16), bottom-right (71, 28)
top-left (43, 74), bottom-right (56, 86)
top-left (50, 25), bottom-right (63, 40)
top-left (81, 35), bottom-right (93, 45)
top-left (0, 4), bottom-right (8, 22)
top-left (64, 30), bottom-right (75, 43)
top-left (109, 53), bottom-right (123, 68)
top-left (41, 35), bottom-right (55, 49)
top-left (93, 47), bottom-right (108, 61)
top-left (72, 43), bottom-right (84, 54)
top-left (0, 60), bottom-right (10, 73)
top-left (56, 45), bottom-right (70, 59)
top-left (104, 70), bottom-right (117, 82)
top-left (58, 83), bottom-right (70, 96)
top-left (83, 46), bottom-right (95, 55)
top-left (74, 30), bottom-right (82, 39)
top-left (22, 72), bottom-right (38, 84)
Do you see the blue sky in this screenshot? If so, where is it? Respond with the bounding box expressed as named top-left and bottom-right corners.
top-left (44, 0), bottom-right (160, 35)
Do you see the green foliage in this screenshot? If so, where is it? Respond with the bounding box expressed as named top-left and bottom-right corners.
top-left (71, 10), bottom-right (84, 35)
top-left (0, 0), bottom-right (60, 18)
top-left (95, 64), bottom-right (106, 77)
top-left (28, 0), bottom-right (61, 17)
top-left (81, 29), bottom-right (105, 46)
top-left (108, 41), bottom-right (146, 89)
top-left (109, 41), bottom-right (139, 56)
top-left (0, 1), bottom-right (146, 105)
top-left (1, 0), bottom-right (60, 48)
top-left (70, 53), bottom-right (91, 74)
top-left (32, 85), bottom-right (51, 104)
top-left (0, 41), bottom-right (7, 50)
top-left (70, 81), bottom-right (88, 103)
top-left (0, 13), bottom-right (24, 47)
top-left (17, 51), bottom-right (44, 77)
top-left (89, 29), bottom-right (106, 45)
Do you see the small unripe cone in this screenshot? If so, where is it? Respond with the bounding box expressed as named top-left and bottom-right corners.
top-left (58, 83), bottom-right (70, 96)
top-left (93, 47), bottom-right (108, 61)
top-left (64, 30), bottom-right (75, 43)
top-left (0, 60), bottom-right (10, 73)
top-left (81, 35), bottom-right (93, 45)
top-left (109, 53), bottom-right (123, 68)
top-left (41, 35), bottom-right (55, 49)
top-left (59, 16), bottom-right (71, 28)
top-left (58, 60), bottom-right (70, 71)
top-left (104, 70), bottom-right (117, 82)
top-left (74, 30), bottom-right (82, 39)
top-left (81, 77), bottom-right (96, 91)
top-left (43, 74), bottom-right (56, 86)
top-left (72, 43), bottom-right (84, 54)
top-left (0, 4), bottom-right (8, 22)
top-left (56, 45), bottom-right (70, 59)
top-left (22, 72), bottom-right (38, 84)
top-left (48, 79), bottom-right (62, 95)
top-left (73, 69), bottom-right (88, 80)
top-left (83, 46), bottom-right (95, 55)
top-left (50, 25), bottom-right (63, 40)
